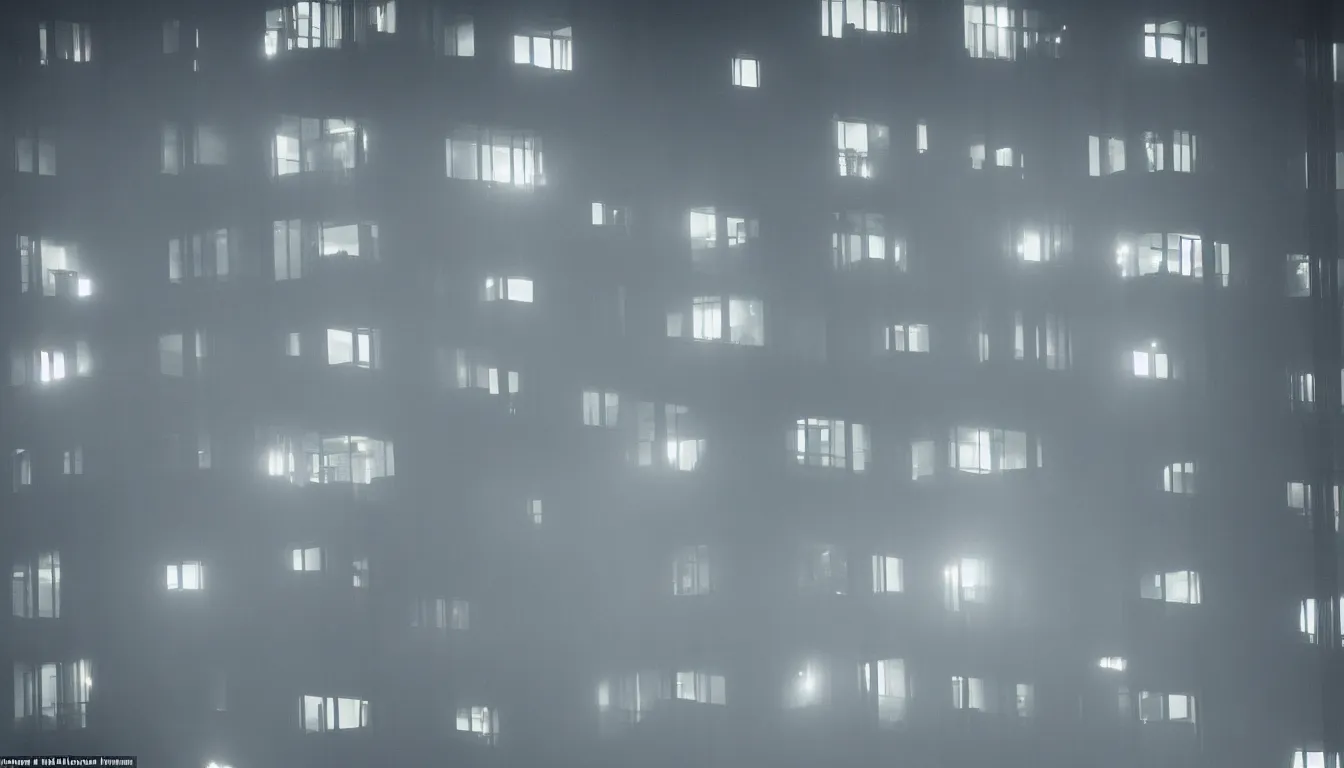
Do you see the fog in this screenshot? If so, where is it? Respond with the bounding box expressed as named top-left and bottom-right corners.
top-left (2, 0), bottom-right (1343, 767)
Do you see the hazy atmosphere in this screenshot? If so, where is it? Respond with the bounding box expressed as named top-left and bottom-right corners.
top-left (2, 0), bottom-right (1342, 767)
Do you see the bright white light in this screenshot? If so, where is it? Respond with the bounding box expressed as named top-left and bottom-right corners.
top-left (84, 676), bottom-right (92, 687)
top-left (1097, 656), bottom-right (1127, 671)
top-left (206, 762), bottom-right (233, 768)
top-left (1116, 244), bottom-right (1130, 257)
top-left (799, 669), bottom-right (816, 694)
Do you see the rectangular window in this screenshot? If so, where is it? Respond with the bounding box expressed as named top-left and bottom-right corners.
top-left (446, 127), bottom-right (543, 188)
top-left (1138, 691), bottom-right (1198, 723)
top-left (821, 0), bottom-right (907, 37)
top-left (442, 18), bottom-right (474, 56)
top-left (1141, 570), bottom-right (1202, 604)
top-left (911, 440), bottom-right (935, 480)
top-left (948, 427), bottom-right (1030, 473)
top-left (882, 324), bottom-right (929, 353)
top-left (1131, 344), bottom-right (1172, 379)
top-left (1143, 21), bottom-right (1208, 65)
top-left (837, 120), bottom-right (889, 178)
top-left (591, 202), bottom-right (629, 228)
top-left (513, 26), bottom-right (572, 70)
top-left (366, 0), bottom-right (396, 34)
top-left (326, 328), bottom-right (378, 368)
top-left (943, 557), bottom-right (990, 611)
top-left (265, 3), bottom-right (344, 56)
top-left (795, 418), bottom-right (864, 470)
top-left (301, 695), bottom-right (369, 732)
top-left (1141, 131), bottom-right (1166, 172)
top-left (39, 22), bottom-right (92, 64)
top-left (1171, 130), bottom-right (1197, 173)
top-left (673, 545), bottom-right (712, 596)
top-left (862, 659), bottom-right (908, 724)
top-left (456, 706), bottom-right (499, 743)
top-left (1162, 462), bottom-right (1196, 494)
top-left (159, 334), bottom-right (185, 377)
top-left (482, 276), bottom-right (535, 303)
top-left (165, 561), bottom-right (204, 591)
top-left (871, 555), bottom-right (903, 593)
top-left (1288, 254), bottom-right (1312, 297)
top-left (1088, 135), bottom-right (1126, 176)
top-left (951, 675), bottom-right (988, 710)
top-left (12, 450), bottom-right (32, 490)
top-left (582, 389), bottom-right (620, 427)
top-left (11, 552), bottom-right (60, 619)
top-left (833, 212), bottom-right (902, 269)
top-left (272, 116), bottom-right (363, 176)
top-left (13, 660), bottom-right (91, 731)
top-left (291, 547), bottom-right (323, 572)
top-left (964, 4), bottom-right (1058, 60)
top-left (732, 56), bottom-right (759, 87)
top-left (15, 133), bottom-right (57, 176)
top-left (674, 671), bottom-right (727, 705)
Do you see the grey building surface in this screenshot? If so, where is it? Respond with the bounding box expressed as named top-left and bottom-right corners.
top-left (2, 0), bottom-right (1343, 767)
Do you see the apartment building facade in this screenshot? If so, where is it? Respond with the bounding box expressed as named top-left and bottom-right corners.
top-left (2, 0), bottom-right (1342, 767)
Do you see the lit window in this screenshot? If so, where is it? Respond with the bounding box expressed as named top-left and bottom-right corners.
top-left (265, 3), bottom-right (344, 56)
top-left (442, 18), bottom-right (474, 56)
top-left (482, 276), bottom-right (534, 303)
top-left (1088, 135), bottom-right (1126, 176)
top-left (1131, 344), bottom-right (1172, 379)
top-left (732, 56), bottom-right (759, 87)
top-left (326, 328), bottom-right (377, 368)
top-left (166, 561), bottom-right (204, 591)
top-left (861, 659), bottom-right (907, 724)
top-left (1162, 461), bottom-right (1196, 494)
top-left (1138, 691), bottom-right (1197, 724)
top-left (456, 706), bottom-right (499, 743)
top-left (1142, 21), bottom-right (1207, 65)
top-left (951, 675), bottom-right (987, 710)
top-left (1098, 656), bottom-right (1127, 671)
top-left (821, 0), bottom-right (907, 37)
top-left (948, 427), bottom-right (1030, 473)
top-left (1140, 569), bottom-right (1201, 604)
top-left (301, 695), bottom-right (368, 732)
top-left (447, 127), bottom-right (544, 188)
top-left (291, 547), bottom-right (323, 572)
top-left (513, 26), bottom-right (572, 71)
top-left (871, 555), bottom-right (903, 593)
top-left (1287, 254), bottom-right (1312, 297)
top-left (837, 120), bottom-right (888, 178)
top-left (943, 557), bottom-right (990, 611)
top-left (582, 389), bottom-right (620, 427)
top-left (672, 545), bottom-right (712, 596)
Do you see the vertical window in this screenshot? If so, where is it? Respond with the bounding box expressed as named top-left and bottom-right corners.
top-left (443, 19), bottom-right (474, 56)
top-left (672, 545), bottom-right (712, 596)
top-left (951, 676), bottom-right (987, 710)
top-left (582, 390), bottom-right (620, 427)
top-left (943, 557), bottom-right (990, 611)
top-left (732, 56), bottom-right (759, 87)
top-left (1288, 254), bottom-right (1312, 297)
top-left (871, 555), bottom-right (903, 593)
top-left (837, 120), bottom-right (888, 178)
top-left (1088, 135), bottom-right (1126, 176)
top-left (862, 659), bottom-right (908, 724)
